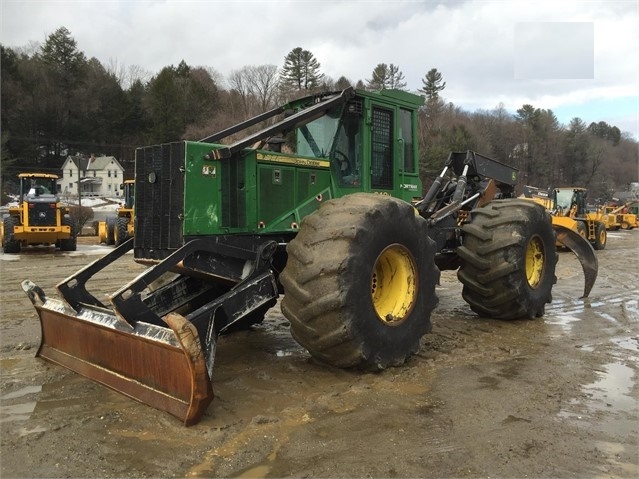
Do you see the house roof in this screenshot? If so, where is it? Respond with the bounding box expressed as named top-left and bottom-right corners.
top-left (64, 155), bottom-right (124, 172)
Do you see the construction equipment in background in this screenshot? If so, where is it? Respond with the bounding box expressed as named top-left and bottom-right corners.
top-left (98, 180), bottom-right (135, 246)
top-left (22, 88), bottom-right (598, 426)
top-left (2, 173), bottom-right (76, 253)
top-left (601, 201), bottom-right (638, 230)
top-left (522, 185), bottom-right (608, 250)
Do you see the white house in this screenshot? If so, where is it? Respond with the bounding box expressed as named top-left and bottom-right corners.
top-left (59, 154), bottom-right (126, 197)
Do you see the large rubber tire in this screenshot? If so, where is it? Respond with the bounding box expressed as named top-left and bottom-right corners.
top-left (457, 199), bottom-right (557, 320)
top-left (576, 221), bottom-right (587, 238)
top-left (115, 216), bottom-right (129, 246)
top-left (280, 193), bottom-right (439, 370)
top-left (105, 217), bottom-right (116, 245)
top-left (59, 217), bottom-right (77, 251)
top-left (593, 222), bottom-right (607, 250)
top-left (3, 216), bottom-right (21, 254)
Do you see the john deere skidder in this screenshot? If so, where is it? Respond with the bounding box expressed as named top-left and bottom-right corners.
top-left (22, 87), bottom-right (597, 425)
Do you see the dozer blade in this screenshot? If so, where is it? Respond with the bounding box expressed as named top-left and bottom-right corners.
top-left (21, 237), bottom-right (280, 426)
top-left (553, 224), bottom-right (598, 298)
top-left (22, 280), bottom-right (213, 426)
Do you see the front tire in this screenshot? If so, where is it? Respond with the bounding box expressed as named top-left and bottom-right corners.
top-left (593, 222), bottom-right (607, 250)
top-left (457, 199), bottom-right (557, 319)
top-left (280, 193), bottom-right (439, 370)
top-left (115, 217), bottom-right (129, 246)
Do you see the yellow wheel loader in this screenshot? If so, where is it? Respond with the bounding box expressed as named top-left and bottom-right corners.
top-left (2, 173), bottom-right (76, 253)
top-left (522, 186), bottom-right (608, 250)
top-left (603, 201), bottom-right (638, 230)
top-left (98, 180), bottom-right (135, 245)
top-left (21, 88), bottom-right (598, 425)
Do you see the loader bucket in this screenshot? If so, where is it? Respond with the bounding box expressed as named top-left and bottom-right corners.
top-left (553, 224), bottom-right (598, 298)
top-left (23, 280), bottom-right (213, 426)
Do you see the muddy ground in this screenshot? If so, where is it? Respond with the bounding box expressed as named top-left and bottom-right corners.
top-left (1, 231), bottom-right (637, 478)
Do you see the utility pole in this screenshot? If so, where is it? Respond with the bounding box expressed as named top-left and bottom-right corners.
top-left (77, 158), bottom-right (82, 232)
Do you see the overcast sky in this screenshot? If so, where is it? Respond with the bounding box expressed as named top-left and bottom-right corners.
top-left (1, 0), bottom-right (637, 138)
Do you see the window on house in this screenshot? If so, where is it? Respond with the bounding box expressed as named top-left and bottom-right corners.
top-left (108, 170), bottom-right (111, 177)
top-left (114, 170), bottom-right (118, 178)
top-left (69, 183), bottom-right (73, 189)
top-left (69, 169), bottom-right (72, 176)
top-left (108, 184), bottom-right (112, 190)
top-left (93, 171), bottom-right (96, 177)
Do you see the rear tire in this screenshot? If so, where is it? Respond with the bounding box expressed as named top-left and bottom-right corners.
top-left (59, 217), bottom-right (77, 251)
top-left (105, 217), bottom-right (116, 245)
top-left (593, 222), bottom-right (607, 250)
top-left (280, 193), bottom-right (439, 370)
top-left (457, 199), bottom-right (557, 319)
top-left (3, 216), bottom-right (21, 254)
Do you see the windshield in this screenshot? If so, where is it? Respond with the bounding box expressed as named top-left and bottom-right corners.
top-left (555, 189), bottom-right (575, 214)
top-left (296, 105), bottom-right (343, 158)
top-left (23, 177), bottom-right (57, 198)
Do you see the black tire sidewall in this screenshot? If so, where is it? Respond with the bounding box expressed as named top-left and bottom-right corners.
top-left (339, 201), bottom-right (435, 361)
top-left (3, 216), bottom-right (20, 253)
top-left (459, 200), bottom-right (557, 319)
top-left (594, 223), bottom-right (607, 250)
top-left (115, 217), bottom-right (129, 246)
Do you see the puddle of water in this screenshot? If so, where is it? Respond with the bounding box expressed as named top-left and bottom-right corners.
top-left (559, 362), bottom-right (638, 435)
top-left (1, 385), bottom-right (42, 400)
top-left (0, 401), bottom-right (36, 423)
top-left (0, 385), bottom-right (43, 423)
top-left (18, 425), bottom-right (48, 437)
top-left (0, 358), bottom-right (20, 370)
top-left (595, 440), bottom-right (639, 476)
top-left (611, 337), bottom-right (639, 352)
top-left (545, 314), bottom-right (581, 332)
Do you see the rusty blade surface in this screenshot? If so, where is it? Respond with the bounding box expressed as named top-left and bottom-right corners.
top-left (23, 281), bottom-right (213, 426)
top-left (553, 225), bottom-right (599, 298)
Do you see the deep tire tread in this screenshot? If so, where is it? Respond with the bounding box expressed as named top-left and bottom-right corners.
top-left (280, 193), bottom-right (438, 370)
top-left (457, 199), bottom-right (558, 320)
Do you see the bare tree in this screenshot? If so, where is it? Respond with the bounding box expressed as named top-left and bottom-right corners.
top-left (229, 65), bottom-right (279, 117)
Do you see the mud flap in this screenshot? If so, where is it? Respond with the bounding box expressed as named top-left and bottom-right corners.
top-left (22, 279), bottom-right (213, 425)
top-left (553, 225), bottom-right (598, 298)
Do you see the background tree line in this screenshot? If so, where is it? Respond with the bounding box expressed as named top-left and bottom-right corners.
top-left (2, 27), bottom-right (637, 201)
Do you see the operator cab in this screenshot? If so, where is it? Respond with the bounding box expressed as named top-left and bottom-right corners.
top-left (21, 175), bottom-right (58, 202)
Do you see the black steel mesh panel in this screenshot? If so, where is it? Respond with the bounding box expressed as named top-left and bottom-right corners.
top-left (371, 108), bottom-right (393, 189)
top-left (134, 142), bottom-right (185, 258)
top-left (28, 203), bottom-right (56, 226)
top-left (221, 157), bottom-right (246, 228)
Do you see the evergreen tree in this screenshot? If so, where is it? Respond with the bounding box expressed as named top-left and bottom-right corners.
top-left (419, 68), bottom-right (446, 101)
top-left (366, 63), bottom-right (406, 90)
top-left (280, 47), bottom-right (324, 91)
top-left (38, 26), bottom-right (87, 82)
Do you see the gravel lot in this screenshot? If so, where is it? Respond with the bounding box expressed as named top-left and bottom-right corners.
top-left (1, 231), bottom-right (637, 478)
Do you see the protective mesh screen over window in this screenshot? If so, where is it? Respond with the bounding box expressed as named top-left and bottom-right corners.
top-left (371, 108), bottom-right (393, 189)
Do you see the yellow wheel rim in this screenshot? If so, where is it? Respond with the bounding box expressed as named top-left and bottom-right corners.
top-left (525, 235), bottom-right (545, 289)
top-left (371, 244), bottom-right (417, 324)
top-left (599, 229), bottom-right (606, 244)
